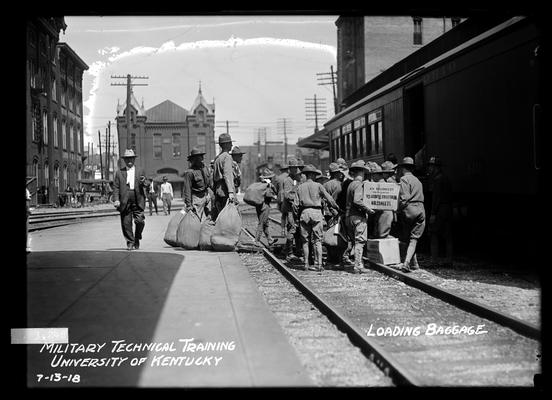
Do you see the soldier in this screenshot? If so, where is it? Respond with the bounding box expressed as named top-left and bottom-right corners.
top-left (345, 160), bottom-right (375, 273)
top-left (182, 147), bottom-right (211, 221)
top-left (427, 156), bottom-right (454, 266)
top-left (323, 162), bottom-right (347, 264)
top-left (396, 157), bottom-right (426, 272)
top-left (381, 160), bottom-right (398, 183)
top-left (274, 162), bottom-right (289, 236)
top-left (230, 146), bottom-right (245, 193)
top-left (293, 164), bottom-right (339, 271)
top-left (369, 163), bottom-right (394, 239)
top-left (255, 168), bottom-right (277, 247)
top-left (212, 133), bottom-right (239, 220)
top-left (282, 158), bottom-right (302, 261)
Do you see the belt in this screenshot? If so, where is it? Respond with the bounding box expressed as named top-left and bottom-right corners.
top-left (302, 206), bottom-right (322, 210)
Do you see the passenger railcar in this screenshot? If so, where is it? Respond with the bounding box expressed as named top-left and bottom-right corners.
top-left (324, 16), bottom-right (543, 262)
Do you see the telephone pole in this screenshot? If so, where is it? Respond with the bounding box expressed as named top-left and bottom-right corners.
top-left (110, 74), bottom-right (149, 151)
top-left (317, 65), bottom-right (338, 114)
top-left (98, 130), bottom-right (104, 180)
top-left (215, 120), bottom-right (239, 135)
top-left (277, 118), bottom-right (293, 164)
top-left (305, 95), bottom-right (327, 132)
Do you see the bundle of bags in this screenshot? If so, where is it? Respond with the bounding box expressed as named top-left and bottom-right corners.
top-left (163, 202), bottom-right (242, 252)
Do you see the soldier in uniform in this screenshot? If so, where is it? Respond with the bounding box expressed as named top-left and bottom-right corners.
top-left (293, 164), bottom-right (339, 271)
top-left (274, 162), bottom-right (289, 236)
top-left (396, 157), bottom-right (426, 272)
top-left (323, 162), bottom-right (347, 264)
top-left (282, 158), bottom-right (302, 261)
top-left (230, 146), bottom-right (245, 193)
top-left (182, 147), bottom-right (211, 221)
top-left (212, 133), bottom-right (239, 220)
top-left (255, 168), bottom-right (277, 247)
top-left (427, 156), bottom-right (453, 266)
top-left (369, 163), bottom-right (395, 239)
top-left (345, 160), bottom-right (375, 273)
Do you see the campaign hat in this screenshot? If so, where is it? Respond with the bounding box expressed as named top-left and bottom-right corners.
top-left (399, 157), bottom-right (415, 167)
top-left (218, 133), bottom-right (233, 144)
top-left (187, 147), bottom-right (206, 160)
top-left (368, 162), bottom-right (383, 174)
top-left (302, 164), bottom-right (318, 174)
top-left (279, 163), bottom-right (289, 171)
top-left (328, 162), bottom-right (342, 173)
top-left (230, 146), bottom-right (245, 155)
top-left (381, 160), bottom-right (397, 172)
top-left (348, 160), bottom-right (369, 172)
top-left (259, 167), bottom-right (275, 179)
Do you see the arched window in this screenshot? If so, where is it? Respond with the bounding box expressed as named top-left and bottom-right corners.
top-left (53, 115), bottom-right (58, 148)
top-left (42, 110), bottom-right (48, 145)
top-left (44, 161), bottom-right (49, 188)
top-left (54, 165), bottom-right (60, 191)
top-left (63, 165), bottom-right (68, 189)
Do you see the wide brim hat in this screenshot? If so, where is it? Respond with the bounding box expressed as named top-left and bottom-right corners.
top-left (122, 149), bottom-right (137, 158)
top-left (399, 157), bottom-right (415, 167)
top-left (328, 162), bottom-right (342, 173)
top-left (381, 160), bottom-right (397, 172)
top-left (259, 168), bottom-right (275, 179)
top-left (349, 160), bottom-right (368, 172)
top-left (368, 163), bottom-right (383, 174)
top-left (218, 133), bottom-right (233, 144)
top-left (187, 147), bottom-right (206, 160)
top-left (230, 146), bottom-right (245, 155)
top-left (302, 164), bottom-right (318, 174)
top-left (279, 163), bottom-right (289, 170)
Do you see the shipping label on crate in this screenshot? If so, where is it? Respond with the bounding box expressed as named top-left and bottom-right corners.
top-left (362, 182), bottom-right (400, 211)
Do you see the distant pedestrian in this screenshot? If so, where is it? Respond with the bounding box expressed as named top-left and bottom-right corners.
top-left (26, 186), bottom-right (31, 253)
top-left (113, 149), bottom-right (148, 250)
top-left (160, 176), bottom-right (174, 215)
top-left (147, 177), bottom-right (159, 215)
top-left (396, 157), bottom-right (426, 272)
top-left (255, 168), bottom-right (277, 247)
top-left (427, 156), bottom-right (453, 266)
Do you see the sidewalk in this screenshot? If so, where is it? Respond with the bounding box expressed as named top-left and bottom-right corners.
top-left (26, 214), bottom-right (311, 387)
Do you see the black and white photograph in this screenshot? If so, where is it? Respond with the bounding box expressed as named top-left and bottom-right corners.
top-left (14, 10), bottom-right (544, 391)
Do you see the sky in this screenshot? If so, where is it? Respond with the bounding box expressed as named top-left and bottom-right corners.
top-left (61, 15), bottom-right (339, 150)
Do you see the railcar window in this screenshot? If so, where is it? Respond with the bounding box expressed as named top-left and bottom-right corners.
top-left (377, 121), bottom-right (383, 153)
top-left (370, 125), bottom-right (376, 155)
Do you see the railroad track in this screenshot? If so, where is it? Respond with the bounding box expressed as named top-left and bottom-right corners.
top-left (29, 206), bottom-right (185, 231)
top-left (238, 206), bottom-right (541, 386)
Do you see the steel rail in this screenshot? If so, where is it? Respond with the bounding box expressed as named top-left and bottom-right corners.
top-left (265, 215), bottom-right (540, 341)
top-left (240, 225), bottom-right (421, 386)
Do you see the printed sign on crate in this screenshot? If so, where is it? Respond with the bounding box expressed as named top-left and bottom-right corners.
top-left (363, 181), bottom-right (400, 211)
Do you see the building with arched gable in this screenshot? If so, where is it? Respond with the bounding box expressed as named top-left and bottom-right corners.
top-left (115, 85), bottom-right (216, 197)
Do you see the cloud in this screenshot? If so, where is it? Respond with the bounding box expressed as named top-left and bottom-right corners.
top-left (98, 46), bottom-right (120, 55)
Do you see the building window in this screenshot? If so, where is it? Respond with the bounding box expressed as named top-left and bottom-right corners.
top-left (61, 81), bottom-right (66, 105)
top-left (52, 77), bottom-right (57, 101)
top-left (44, 162), bottom-right (49, 188)
top-left (31, 104), bottom-right (39, 142)
top-left (367, 109), bottom-right (384, 156)
top-left (63, 165), bottom-right (68, 189)
top-left (42, 110), bottom-right (48, 145)
top-left (53, 116), bottom-right (58, 148)
top-left (33, 159), bottom-right (39, 180)
top-left (197, 132), bottom-right (206, 153)
top-left (131, 133), bottom-right (136, 152)
top-left (69, 125), bottom-right (74, 152)
top-left (172, 133), bottom-right (181, 158)
top-left (29, 60), bottom-right (37, 88)
top-left (62, 121), bottom-right (67, 150)
top-left (76, 127), bottom-right (80, 154)
top-left (153, 134), bottom-right (162, 159)
top-left (451, 17), bottom-right (460, 28)
top-left (54, 165), bottom-right (60, 192)
top-left (68, 87), bottom-right (73, 111)
top-left (413, 17), bottom-right (423, 45)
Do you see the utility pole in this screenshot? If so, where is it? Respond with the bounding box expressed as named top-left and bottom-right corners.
top-left (277, 118), bottom-right (293, 164)
top-left (106, 121), bottom-right (111, 181)
top-left (110, 74), bottom-right (149, 152)
top-left (305, 95), bottom-right (327, 132)
top-left (317, 65), bottom-right (338, 114)
top-left (215, 120), bottom-right (239, 135)
top-left (98, 130), bottom-right (104, 180)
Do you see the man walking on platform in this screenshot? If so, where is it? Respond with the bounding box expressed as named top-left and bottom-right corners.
top-left (113, 149), bottom-right (148, 250)
top-left (212, 133), bottom-right (238, 220)
top-left (147, 177), bottom-right (159, 216)
top-left (183, 147), bottom-right (211, 220)
top-left (160, 176), bottom-right (174, 215)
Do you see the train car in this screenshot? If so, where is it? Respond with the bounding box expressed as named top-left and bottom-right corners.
top-left (324, 16), bottom-right (543, 263)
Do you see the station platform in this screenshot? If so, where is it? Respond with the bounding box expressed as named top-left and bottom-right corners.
top-left (26, 213), bottom-right (312, 387)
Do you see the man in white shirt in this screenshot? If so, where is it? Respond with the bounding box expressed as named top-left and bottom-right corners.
top-left (113, 149), bottom-right (148, 250)
top-left (147, 177), bottom-right (159, 215)
top-left (160, 176), bottom-right (174, 215)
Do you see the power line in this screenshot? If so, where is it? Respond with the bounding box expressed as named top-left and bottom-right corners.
top-left (317, 65), bottom-right (338, 114)
top-left (305, 94), bottom-right (327, 132)
top-left (215, 120), bottom-right (239, 135)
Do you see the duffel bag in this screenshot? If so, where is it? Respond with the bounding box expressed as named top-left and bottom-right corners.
top-left (211, 202), bottom-right (242, 251)
top-left (243, 182), bottom-right (269, 207)
top-left (198, 218), bottom-right (216, 251)
top-left (176, 211), bottom-right (202, 250)
top-left (164, 209), bottom-right (186, 247)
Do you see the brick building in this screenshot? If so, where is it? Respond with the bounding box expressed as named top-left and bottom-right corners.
top-left (26, 17), bottom-right (89, 205)
top-left (115, 86), bottom-right (216, 197)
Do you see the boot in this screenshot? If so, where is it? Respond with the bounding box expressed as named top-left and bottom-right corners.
top-left (353, 243), bottom-right (365, 274)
